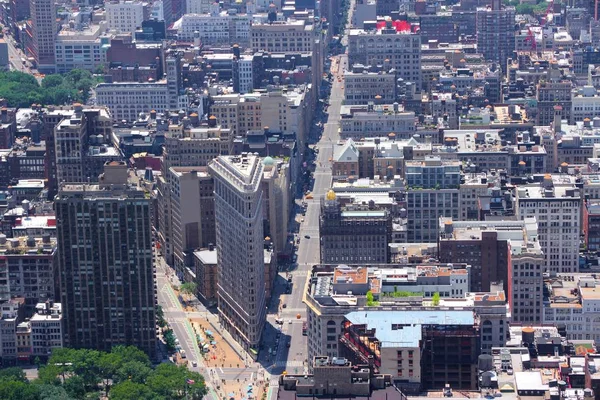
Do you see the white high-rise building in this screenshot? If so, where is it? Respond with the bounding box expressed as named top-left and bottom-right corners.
top-left (209, 154), bottom-right (266, 351)
top-left (515, 176), bottom-right (581, 273)
top-left (186, 0), bottom-right (212, 14)
top-left (106, 0), bottom-right (147, 35)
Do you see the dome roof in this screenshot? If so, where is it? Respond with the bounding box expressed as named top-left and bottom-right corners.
top-left (326, 189), bottom-right (336, 201)
top-left (263, 156), bottom-right (275, 166)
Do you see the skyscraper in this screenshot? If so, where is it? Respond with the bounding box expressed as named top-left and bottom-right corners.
top-left (30, 0), bottom-right (56, 72)
top-left (55, 161), bottom-right (156, 358)
top-left (208, 154), bottom-right (266, 352)
top-left (476, 0), bottom-right (515, 73)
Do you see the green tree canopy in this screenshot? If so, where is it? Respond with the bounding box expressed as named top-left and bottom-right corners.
top-left (0, 380), bottom-right (40, 400)
top-left (432, 292), bottom-right (441, 306)
top-left (146, 363), bottom-right (207, 400)
top-left (0, 367), bottom-right (27, 382)
top-left (0, 69), bottom-right (101, 108)
top-left (41, 74), bottom-right (64, 89)
top-left (0, 347), bottom-right (208, 400)
top-left (109, 381), bottom-right (157, 400)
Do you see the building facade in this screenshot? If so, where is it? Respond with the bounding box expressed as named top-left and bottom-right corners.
top-left (515, 177), bottom-right (581, 273)
top-left (320, 190), bottom-right (392, 264)
top-left (405, 157), bottom-right (461, 242)
top-left (106, 1), bottom-right (147, 35)
top-left (347, 25), bottom-right (422, 89)
top-left (475, 0), bottom-right (515, 71)
top-left (30, 0), bottom-right (56, 72)
top-left (208, 154), bottom-right (266, 352)
top-left (55, 162), bottom-right (156, 358)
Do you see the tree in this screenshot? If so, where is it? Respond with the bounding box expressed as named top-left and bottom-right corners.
top-left (63, 376), bottom-right (86, 399)
top-left (36, 384), bottom-right (75, 400)
top-left (515, 3), bottom-right (535, 15)
top-left (146, 364), bottom-right (207, 400)
top-left (109, 381), bottom-right (157, 400)
top-left (366, 290), bottom-right (377, 306)
top-left (110, 346), bottom-right (151, 366)
top-left (0, 380), bottom-right (40, 400)
top-left (432, 292), bottom-right (441, 306)
top-left (156, 305), bottom-right (166, 328)
top-left (114, 361), bottom-right (151, 384)
top-left (179, 282), bottom-right (198, 304)
top-left (93, 65), bottom-right (106, 75)
top-left (97, 352), bottom-right (122, 392)
top-left (42, 74), bottom-right (64, 89)
top-left (37, 363), bottom-right (62, 385)
top-left (164, 329), bottom-right (177, 352)
top-left (0, 367), bottom-right (27, 382)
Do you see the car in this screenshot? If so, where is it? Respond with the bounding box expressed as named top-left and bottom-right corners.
top-left (282, 303), bottom-right (287, 308)
top-left (192, 361), bottom-right (197, 367)
top-left (288, 319), bottom-right (292, 324)
top-left (301, 218), bottom-right (305, 223)
top-left (304, 235), bottom-right (311, 239)
top-left (286, 341), bottom-right (291, 348)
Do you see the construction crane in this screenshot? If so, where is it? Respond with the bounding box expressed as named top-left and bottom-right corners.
top-left (541, 0), bottom-right (554, 26)
top-left (524, 28), bottom-right (537, 51)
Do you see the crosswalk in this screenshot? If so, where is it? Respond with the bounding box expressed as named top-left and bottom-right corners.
top-left (280, 308), bottom-right (305, 314)
top-left (272, 360), bottom-right (305, 367)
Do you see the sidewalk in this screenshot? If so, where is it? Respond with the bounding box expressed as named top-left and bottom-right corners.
top-left (163, 270), bottom-right (269, 400)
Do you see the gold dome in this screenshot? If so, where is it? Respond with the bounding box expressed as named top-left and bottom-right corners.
top-left (326, 190), bottom-right (337, 201)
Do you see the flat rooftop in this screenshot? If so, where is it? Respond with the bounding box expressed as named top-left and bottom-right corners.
top-left (345, 310), bottom-right (475, 348)
top-left (194, 248), bottom-right (217, 265)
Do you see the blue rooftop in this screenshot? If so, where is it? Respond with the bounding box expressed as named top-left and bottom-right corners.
top-left (345, 310), bottom-right (475, 348)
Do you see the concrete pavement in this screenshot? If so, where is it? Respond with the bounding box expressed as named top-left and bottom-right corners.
top-left (261, 48), bottom-right (349, 399)
top-left (156, 255), bottom-right (268, 400)
top-left (4, 34), bottom-right (42, 82)
top-left (262, 1), bottom-right (356, 395)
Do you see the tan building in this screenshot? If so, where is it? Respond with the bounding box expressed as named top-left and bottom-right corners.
top-left (261, 157), bottom-right (290, 258)
top-left (211, 87), bottom-right (312, 150)
top-left (439, 217), bottom-right (544, 323)
top-left (348, 24), bottom-right (422, 89)
top-left (339, 103), bottom-right (416, 138)
top-left (250, 19), bottom-right (314, 53)
top-left (158, 121), bottom-right (232, 265)
top-left (30, 0), bottom-right (57, 72)
top-left (210, 94), bottom-right (263, 138)
top-left (167, 167), bottom-right (215, 276)
top-left (515, 178), bottom-right (581, 273)
top-left (343, 70), bottom-right (396, 106)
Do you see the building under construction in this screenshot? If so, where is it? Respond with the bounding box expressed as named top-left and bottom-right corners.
top-left (339, 310), bottom-right (480, 393)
